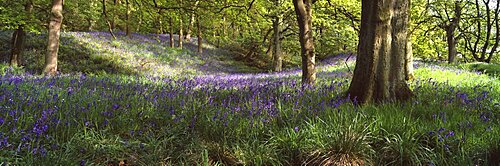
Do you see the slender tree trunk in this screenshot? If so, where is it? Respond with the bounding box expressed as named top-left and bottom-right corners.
top-left (185, 0), bottom-right (199, 40)
top-left (169, 17), bottom-right (174, 48)
top-left (125, 0), bottom-right (131, 37)
top-left (347, 0), bottom-right (413, 103)
top-left (178, 18), bottom-right (183, 48)
top-left (157, 9), bottom-right (163, 34)
top-left (111, 0), bottom-right (118, 29)
top-left (44, 0), bottom-right (64, 76)
top-left (9, 1), bottom-right (32, 67)
top-left (136, 13), bottom-right (142, 32)
top-left (102, 0), bottom-right (117, 39)
top-left (178, 0), bottom-right (183, 48)
top-left (273, 0), bottom-right (283, 72)
top-left (197, 15), bottom-right (202, 54)
top-left (293, 0), bottom-right (316, 85)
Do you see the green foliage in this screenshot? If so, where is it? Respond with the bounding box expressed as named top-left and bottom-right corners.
top-left (0, 63), bottom-right (25, 75)
top-left (460, 62), bottom-right (500, 76)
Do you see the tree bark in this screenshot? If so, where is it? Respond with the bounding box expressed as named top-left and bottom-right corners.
top-left (446, 1), bottom-right (461, 64)
top-left (197, 15), bottom-right (202, 54)
top-left (273, 0), bottom-right (283, 72)
top-left (10, 27), bottom-right (26, 67)
top-left (405, 39), bottom-right (414, 80)
top-left (102, 0), bottom-right (117, 39)
top-left (169, 17), bottom-right (174, 48)
top-left (293, 0), bottom-right (316, 85)
top-left (44, 0), bottom-right (64, 76)
top-left (347, 0), bottom-right (413, 104)
top-left (178, 0), bottom-right (183, 49)
top-left (125, 0), bottom-right (131, 37)
top-left (157, 9), bottom-right (164, 34)
top-left (9, 1), bottom-right (32, 67)
top-left (488, 0), bottom-right (500, 63)
top-left (185, 0), bottom-right (199, 40)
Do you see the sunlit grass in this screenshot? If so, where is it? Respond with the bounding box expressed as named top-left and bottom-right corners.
top-left (0, 32), bottom-right (499, 165)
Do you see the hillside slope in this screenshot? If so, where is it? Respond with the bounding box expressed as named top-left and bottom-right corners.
top-left (0, 31), bottom-right (260, 76)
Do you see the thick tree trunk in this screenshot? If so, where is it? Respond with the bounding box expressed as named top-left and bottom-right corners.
top-left (293, 0), bottom-right (316, 85)
top-left (347, 0), bottom-right (413, 103)
top-left (273, 0), bottom-right (283, 72)
top-left (446, 28), bottom-right (457, 63)
top-left (405, 40), bottom-right (414, 80)
top-left (447, 2), bottom-right (461, 64)
top-left (44, 0), bottom-right (64, 76)
top-left (197, 15), bottom-right (202, 54)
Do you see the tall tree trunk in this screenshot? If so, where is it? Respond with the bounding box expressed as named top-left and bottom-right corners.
top-left (447, 1), bottom-right (461, 64)
top-left (125, 0), bottom-right (131, 37)
top-left (488, 0), bottom-right (500, 63)
top-left (347, 0), bottom-right (413, 103)
top-left (10, 1), bottom-right (32, 67)
top-left (197, 15), bottom-right (202, 54)
top-left (178, 17), bottom-right (183, 48)
top-left (10, 27), bottom-right (26, 67)
top-left (157, 9), bottom-right (164, 34)
top-left (293, 0), bottom-right (316, 85)
top-left (185, 0), bottom-right (199, 40)
top-left (111, 0), bottom-right (119, 29)
top-left (273, 0), bottom-right (283, 72)
top-left (102, 0), bottom-right (117, 39)
top-left (44, 0), bottom-right (64, 76)
top-left (446, 27), bottom-right (458, 63)
top-left (169, 17), bottom-right (174, 48)
top-left (136, 13), bottom-right (142, 32)
top-left (178, 0), bottom-right (183, 49)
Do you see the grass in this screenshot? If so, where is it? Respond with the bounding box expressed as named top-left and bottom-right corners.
top-left (0, 32), bottom-right (499, 165)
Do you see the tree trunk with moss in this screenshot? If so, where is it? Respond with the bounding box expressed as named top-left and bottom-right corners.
top-left (347, 0), bottom-right (413, 103)
top-left (44, 0), bottom-right (63, 76)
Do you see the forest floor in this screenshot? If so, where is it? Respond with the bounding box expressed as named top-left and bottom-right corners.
top-left (0, 31), bottom-right (499, 165)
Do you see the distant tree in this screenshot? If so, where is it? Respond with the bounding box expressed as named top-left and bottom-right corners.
top-left (185, 0), bottom-right (199, 40)
top-left (10, 0), bottom-right (32, 67)
top-left (43, 0), bottom-right (63, 76)
top-left (125, 0), bottom-right (131, 37)
top-left (293, 0), bottom-right (316, 85)
top-left (428, 0), bottom-right (463, 64)
top-left (178, 0), bottom-right (183, 49)
top-left (461, 0), bottom-right (500, 63)
top-left (347, 0), bottom-right (413, 103)
top-left (102, 0), bottom-right (117, 39)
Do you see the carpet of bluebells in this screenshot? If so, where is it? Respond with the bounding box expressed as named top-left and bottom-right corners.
top-left (1, 32), bottom-right (499, 165)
